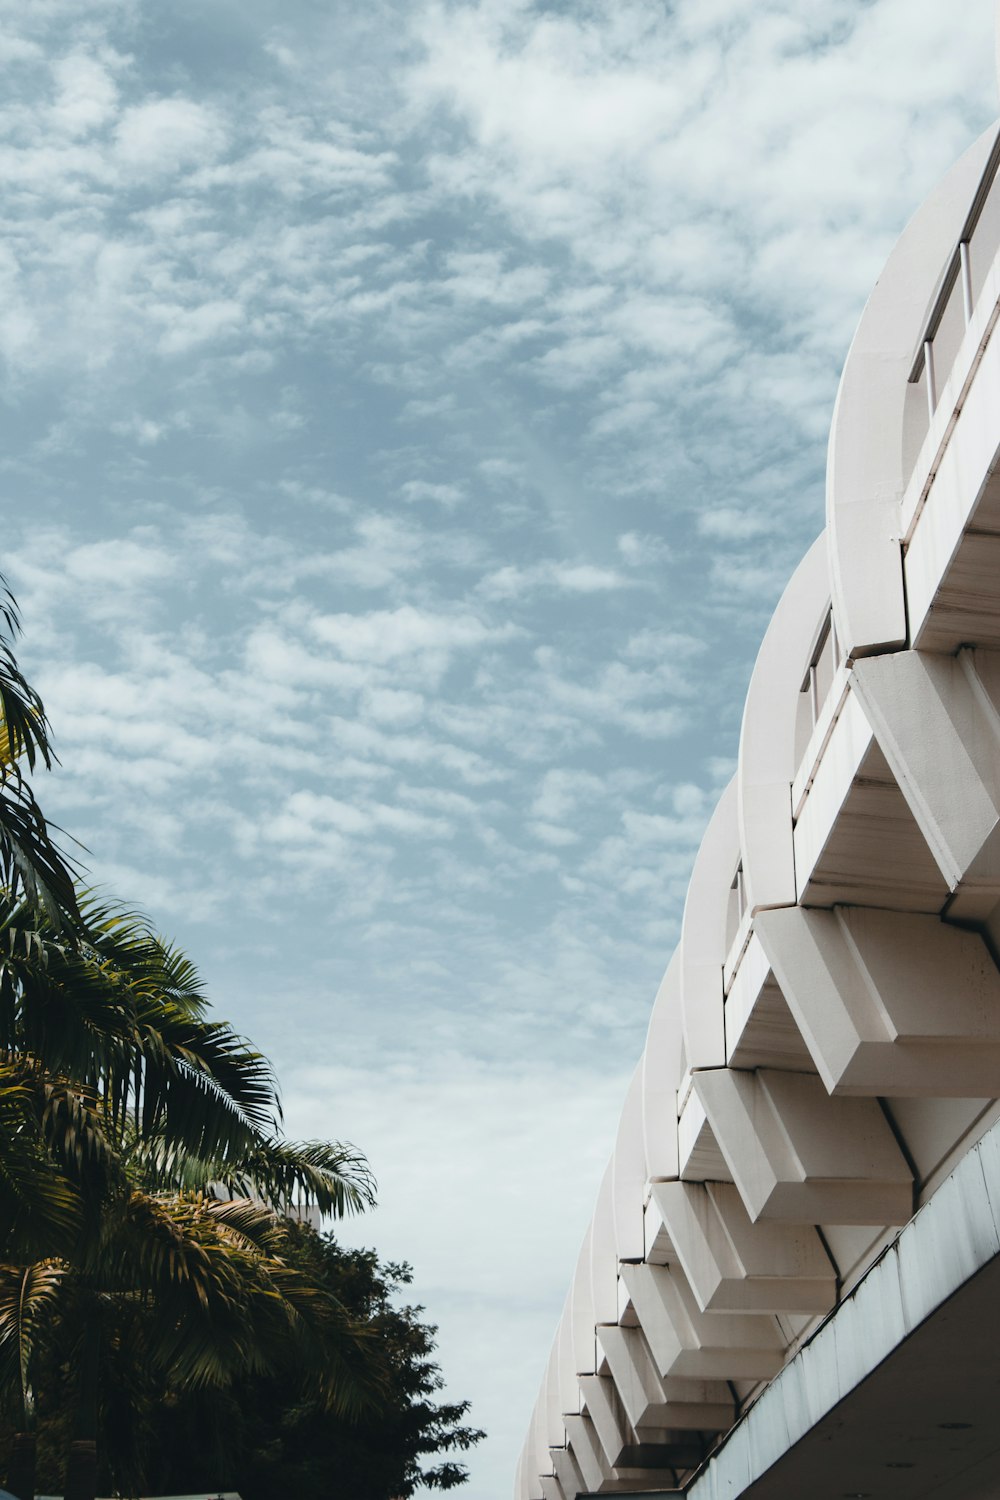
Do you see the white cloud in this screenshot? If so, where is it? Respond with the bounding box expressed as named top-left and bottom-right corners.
top-left (64, 534), bottom-right (175, 586)
top-left (362, 686), bottom-right (425, 726)
top-left (400, 392), bottom-right (456, 420)
top-left (532, 333), bottom-right (623, 388)
top-left (157, 298), bottom-right (245, 355)
top-left (698, 505), bottom-right (783, 541)
top-left (194, 107), bottom-right (397, 199)
top-left (110, 413), bottom-right (169, 445)
top-left (625, 628), bottom-right (706, 661)
top-left (0, 35), bottom-right (43, 65)
top-left (400, 478), bottom-right (465, 507)
top-left (51, 53), bottom-right (119, 136)
top-left (617, 530), bottom-right (671, 567)
top-left (478, 560), bottom-right (628, 601)
top-left (442, 248), bottom-right (549, 306)
top-left (309, 604), bottom-right (508, 667)
top-left (301, 515), bottom-right (426, 590)
top-left (115, 97), bottom-right (227, 176)
top-left (265, 788), bottom-right (453, 848)
top-left (526, 647), bottom-right (695, 739)
top-left (530, 768), bottom-right (606, 824)
top-left (243, 627), bottom-right (369, 692)
top-left (528, 820), bottom-right (580, 847)
top-left (327, 716), bottom-right (509, 787)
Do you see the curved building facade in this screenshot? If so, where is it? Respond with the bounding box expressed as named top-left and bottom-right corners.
top-left (519, 23), bottom-right (1000, 1500)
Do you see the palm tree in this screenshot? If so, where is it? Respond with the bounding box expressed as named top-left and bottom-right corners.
top-left (0, 587), bottom-right (380, 1499)
top-left (0, 1262), bottom-right (64, 1500)
top-left (0, 894), bottom-right (374, 1500)
top-left (0, 583), bottom-right (79, 930)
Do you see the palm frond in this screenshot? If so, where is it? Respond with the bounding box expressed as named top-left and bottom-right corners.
top-left (0, 580), bottom-right (54, 775)
top-left (41, 1078), bottom-right (125, 1207)
top-left (227, 1138), bottom-right (376, 1218)
top-left (0, 775), bottom-right (81, 929)
top-left (0, 578), bottom-right (82, 926)
top-left (0, 1260), bottom-right (66, 1424)
top-left (0, 895), bottom-right (281, 1164)
top-left (100, 1191), bottom-right (383, 1415)
top-left (128, 1003), bottom-right (278, 1158)
top-left (0, 1061), bottom-right (81, 1258)
top-left (125, 1131), bottom-right (375, 1220)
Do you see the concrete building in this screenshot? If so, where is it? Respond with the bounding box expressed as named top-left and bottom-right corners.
top-left (517, 13), bottom-right (1000, 1500)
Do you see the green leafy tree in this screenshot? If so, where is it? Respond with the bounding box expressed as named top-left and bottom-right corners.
top-left (2, 1199), bottom-right (384, 1500)
top-left (72, 1223), bottom-right (485, 1499)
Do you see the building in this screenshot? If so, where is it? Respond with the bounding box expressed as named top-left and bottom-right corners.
top-left (518, 15), bottom-right (1000, 1500)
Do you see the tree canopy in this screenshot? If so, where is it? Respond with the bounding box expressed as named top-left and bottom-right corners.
top-left (5, 1225), bottom-right (484, 1499)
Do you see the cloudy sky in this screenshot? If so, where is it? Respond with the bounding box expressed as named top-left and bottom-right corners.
top-left (2, 0), bottom-right (997, 1493)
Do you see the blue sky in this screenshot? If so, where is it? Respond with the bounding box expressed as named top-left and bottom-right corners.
top-left (1, 0), bottom-right (997, 1493)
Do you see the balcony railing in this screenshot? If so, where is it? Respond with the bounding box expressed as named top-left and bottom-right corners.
top-left (905, 128), bottom-right (1000, 475)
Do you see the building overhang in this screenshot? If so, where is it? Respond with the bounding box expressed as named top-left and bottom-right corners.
top-left (581, 1112), bottom-right (1000, 1500)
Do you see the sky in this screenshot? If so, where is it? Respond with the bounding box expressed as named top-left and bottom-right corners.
top-left (1, 1), bottom-right (997, 1494)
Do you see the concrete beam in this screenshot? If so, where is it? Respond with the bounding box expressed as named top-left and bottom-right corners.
top-left (596, 1323), bottom-right (734, 1433)
top-left (693, 1069), bottom-right (913, 1224)
top-left (619, 1263), bottom-right (785, 1381)
top-left (649, 1180), bottom-right (836, 1314)
top-left (756, 904), bottom-right (1000, 1096)
top-left (852, 648), bottom-right (1000, 916)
